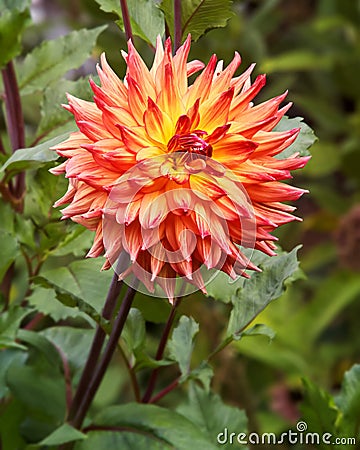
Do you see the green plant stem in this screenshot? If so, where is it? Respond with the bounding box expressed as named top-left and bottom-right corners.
top-left (120, 0), bottom-right (133, 42)
top-left (67, 271), bottom-right (124, 422)
top-left (71, 281), bottom-right (138, 430)
top-left (1, 61), bottom-right (26, 202)
top-left (174, 0), bottom-right (182, 51)
top-left (142, 297), bottom-right (182, 403)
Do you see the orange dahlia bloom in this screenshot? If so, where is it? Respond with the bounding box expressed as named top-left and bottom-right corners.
top-left (51, 36), bottom-right (309, 301)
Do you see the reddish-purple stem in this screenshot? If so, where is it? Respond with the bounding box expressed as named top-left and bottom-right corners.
top-left (142, 298), bottom-right (181, 403)
top-left (149, 378), bottom-right (179, 404)
top-left (1, 61), bottom-right (26, 202)
top-left (120, 0), bottom-right (133, 42)
top-left (174, 0), bottom-right (182, 52)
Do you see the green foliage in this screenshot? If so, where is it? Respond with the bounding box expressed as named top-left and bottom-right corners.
top-left (17, 26), bottom-right (106, 95)
top-left (94, 0), bottom-right (164, 46)
top-left (77, 403), bottom-right (218, 449)
top-left (0, 134), bottom-right (63, 179)
top-left (178, 384), bottom-right (248, 450)
top-left (38, 424), bottom-right (87, 446)
top-left (0, 0), bottom-right (31, 68)
top-left (168, 315), bottom-right (199, 377)
top-left (275, 116), bottom-right (317, 158)
top-left (227, 246), bottom-right (301, 336)
top-left (160, 0), bottom-right (233, 42)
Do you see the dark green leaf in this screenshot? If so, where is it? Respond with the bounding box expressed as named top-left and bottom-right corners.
top-left (0, 306), bottom-right (33, 350)
top-left (160, 0), bottom-right (233, 42)
top-left (300, 378), bottom-right (338, 444)
top-left (37, 77), bottom-right (94, 138)
top-left (0, 4), bottom-right (30, 68)
top-left (187, 361), bottom-right (214, 391)
top-left (239, 323), bottom-right (276, 341)
top-left (275, 116), bottom-right (317, 159)
top-left (168, 315), bottom-right (199, 377)
top-left (122, 308), bottom-right (146, 353)
top-left (0, 134), bottom-right (65, 178)
top-left (41, 327), bottom-right (95, 378)
top-left (177, 384), bottom-right (248, 450)
top-left (95, 0), bottom-right (164, 46)
top-left (27, 287), bottom-right (93, 323)
top-left (206, 249), bottom-right (268, 303)
top-left (33, 276), bottom-right (104, 328)
top-left (227, 246), bottom-right (301, 336)
top-left (75, 431), bottom-right (171, 450)
top-left (38, 423), bottom-right (87, 446)
top-left (87, 403), bottom-right (217, 450)
top-left (34, 258), bottom-right (113, 314)
top-left (0, 230), bottom-right (19, 283)
top-left (17, 26), bottom-right (107, 95)
top-left (0, 349), bottom-right (26, 399)
top-left (336, 364), bottom-right (360, 435)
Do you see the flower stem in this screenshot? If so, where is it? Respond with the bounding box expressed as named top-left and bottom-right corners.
top-left (71, 281), bottom-right (138, 430)
top-left (120, 0), bottom-right (133, 42)
top-left (142, 297), bottom-right (181, 403)
top-left (1, 61), bottom-right (26, 203)
top-left (67, 271), bottom-right (123, 422)
top-left (174, 0), bottom-right (182, 52)
top-left (149, 378), bottom-right (179, 404)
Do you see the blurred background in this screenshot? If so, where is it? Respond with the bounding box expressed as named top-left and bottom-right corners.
top-left (15, 0), bottom-right (360, 442)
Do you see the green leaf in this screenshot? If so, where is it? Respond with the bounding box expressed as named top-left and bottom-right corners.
top-left (300, 378), bottom-right (338, 443)
top-left (37, 77), bottom-right (94, 138)
top-left (227, 246), bottom-right (301, 337)
top-left (240, 323), bottom-right (276, 341)
top-left (95, 0), bottom-right (164, 46)
top-left (122, 308), bottom-right (146, 353)
top-left (38, 423), bottom-right (87, 446)
top-left (168, 315), bottom-right (199, 377)
top-left (6, 357), bottom-right (66, 424)
top-left (206, 249), bottom-right (268, 303)
top-left (0, 349), bottom-right (27, 399)
top-left (0, 134), bottom-right (65, 179)
top-left (35, 258), bottom-right (113, 313)
top-left (83, 403), bottom-right (217, 450)
top-left (275, 116), bottom-right (317, 159)
top-left (0, 230), bottom-right (19, 283)
top-left (0, 2), bottom-right (31, 68)
top-left (27, 287), bottom-right (93, 323)
top-left (0, 306), bottom-right (33, 349)
top-left (177, 384), bottom-right (248, 450)
top-left (187, 361), bottom-right (214, 391)
top-left (336, 364), bottom-right (360, 435)
top-left (17, 26), bottom-right (107, 95)
top-left (33, 276), bottom-right (104, 328)
top-left (160, 0), bottom-right (233, 42)
top-left (41, 327), bottom-right (95, 378)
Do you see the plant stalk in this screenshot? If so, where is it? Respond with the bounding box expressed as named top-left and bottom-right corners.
top-left (142, 297), bottom-right (181, 403)
top-left (174, 0), bottom-right (182, 51)
top-left (71, 281), bottom-right (138, 429)
top-left (67, 271), bottom-right (124, 422)
top-left (120, 0), bottom-right (133, 42)
top-left (1, 61), bottom-right (26, 202)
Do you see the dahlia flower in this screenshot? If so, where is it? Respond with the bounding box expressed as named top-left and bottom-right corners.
top-left (51, 36), bottom-right (309, 301)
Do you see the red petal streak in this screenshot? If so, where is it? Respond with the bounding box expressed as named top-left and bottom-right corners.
top-left (199, 88), bottom-right (234, 132)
